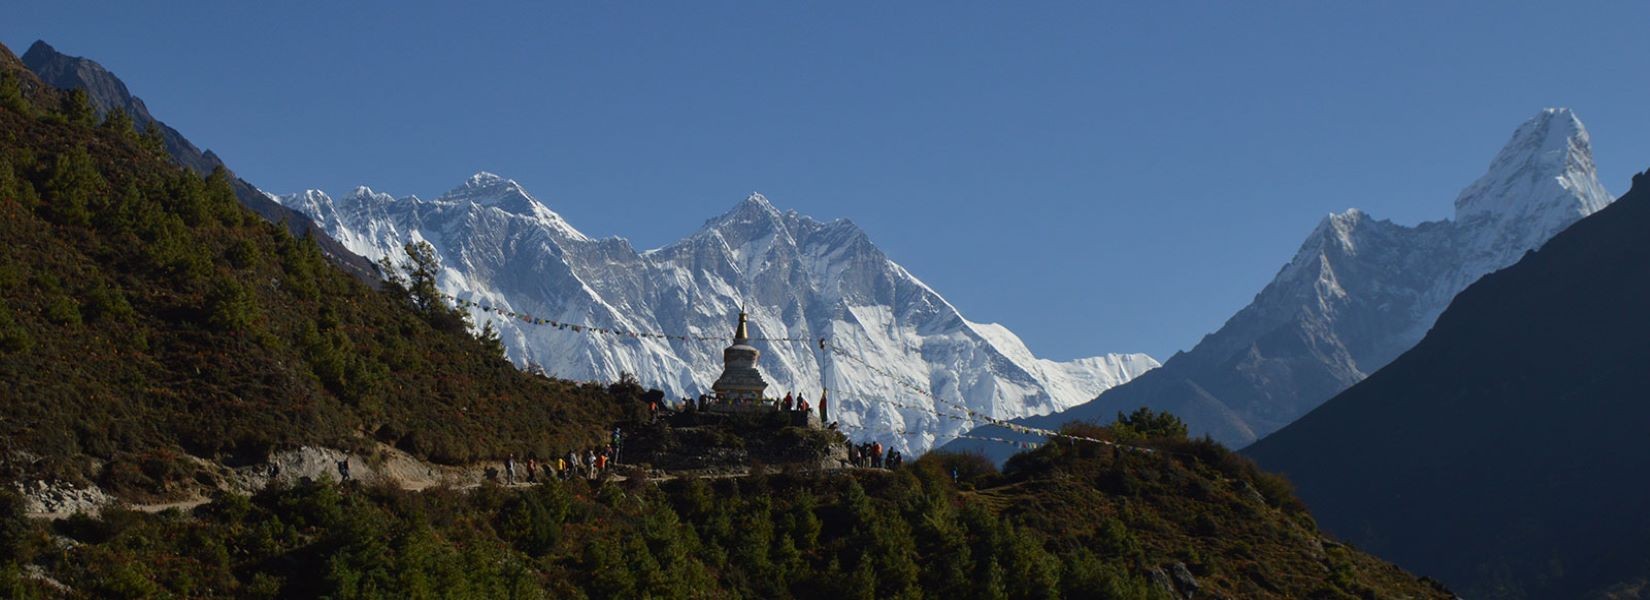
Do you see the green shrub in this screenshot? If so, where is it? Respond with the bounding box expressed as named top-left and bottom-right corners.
top-left (45, 294), bottom-right (82, 325)
top-left (58, 89), bottom-right (96, 127)
top-left (1113, 406), bottom-right (1189, 441)
top-left (0, 71), bottom-right (32, 116)
top-left (41, 146), bottom-right (102, 226)
top-left (0, 304), bottom-right (31, 353)
top-left (82, 282), bottom-right (136, 324)
top-left (204, 277), bottom-right (257, 332)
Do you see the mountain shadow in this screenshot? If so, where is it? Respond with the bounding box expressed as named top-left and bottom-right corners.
top-left (1245, 169), bottom-right (1650, 598)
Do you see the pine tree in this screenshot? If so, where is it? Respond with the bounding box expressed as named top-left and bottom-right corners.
top-left (0, 71), bottom-right (29, 116)
top-left (100, 108), bottom-right (137, 141)
top-left (41, 146), bottom-right (102, 226)
top-left (60, 89), bottom-right (96, 127)
top-left (140, 123), bottom-right (167, 155)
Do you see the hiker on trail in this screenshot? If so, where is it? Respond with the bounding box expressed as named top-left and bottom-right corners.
top-left (505, 455), bottom-right (517, 485)
top-left (337, 457), bottom-right (351, 482)
top-left (783, 392), bottom-right (794, 411)
top-left (596, 451), bottom-right (608, 473)
top-left (585, 449), bottom-right (598, 478)
top-left (698, 394), bottom-right (708, 411)
top-left (819, 393), bottom-right (828, 423)
top-left (872, 442), bottom-right (884, 468)
top-left (556, 456), bottom-right (568, 480)
top-left (526, 457), bottom-right (538, 483)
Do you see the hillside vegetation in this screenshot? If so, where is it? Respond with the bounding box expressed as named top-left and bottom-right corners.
top-left (1, 418), bottom-right (1451, 599)
top-left (0, 45), bottom-right (629, 500)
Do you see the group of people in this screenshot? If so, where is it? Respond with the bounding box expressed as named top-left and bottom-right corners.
top-left (777, 391), bottom-right (816, 416)
top-left (848, 440), bottom-right (902, 469)
top-left (498, 428), bottom-right (625, 484)
top-left (681, 394), bottom-right (712, 412)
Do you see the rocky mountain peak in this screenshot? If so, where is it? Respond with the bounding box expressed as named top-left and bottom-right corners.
top-left (438, 172), bottom-right (588, 241)
top-left (1454, 108), bottom-right (1609, 225)
top-left (708, 191), bottom-right (785, 226)
top-left (348, 186), bottom-right (395, 202)
top-left (21, 40), bottom-right (145, 121)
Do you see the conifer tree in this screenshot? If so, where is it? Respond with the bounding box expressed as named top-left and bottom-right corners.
top-left (60, 89), bottom-right (96, 127)
top-left (100, 108), bottom-right (137, 141)
top-left (0, 71), bottom-right (29, 116)
top-left (42, 145), bottom-right (102, 226)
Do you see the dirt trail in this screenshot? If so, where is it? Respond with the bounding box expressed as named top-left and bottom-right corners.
top-left (23, 439), bottom-right (863, 518)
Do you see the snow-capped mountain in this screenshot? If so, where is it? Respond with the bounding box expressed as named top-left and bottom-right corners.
top-left (944, 108), bottom-right (1614, 456)
top-left (276, 176), bottom-right (1158, 454)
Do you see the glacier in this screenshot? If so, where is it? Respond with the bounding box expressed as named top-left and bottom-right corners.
top-left (276, 177), bottom-right (1158, 454)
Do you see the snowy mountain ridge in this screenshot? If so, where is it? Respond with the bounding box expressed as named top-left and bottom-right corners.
top-left (277, 181), bottom-right (1158, 454)
top-left (942, 108), bottom-right (1615, 458)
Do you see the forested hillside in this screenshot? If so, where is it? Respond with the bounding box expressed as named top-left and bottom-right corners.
top-left (1, 420), bottom-right (1452, 599)
top-left (0, 43), bottom-right (628, 500)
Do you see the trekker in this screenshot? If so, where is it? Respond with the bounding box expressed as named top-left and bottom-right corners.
top-left (585, 449), bottom-right (598, 478)
top-left (337, 457), bottom-right (351, 482)
top-left (526, 457), bottom-right (538, 483)
top-left (783, 392), bottom-right (794, 411)
top-left (556, 456), bottom-right (568, 480)
top-left (595, 451), bottom-right (608, 473)
top-left (871, 441), bottom-right (884, 468)
top-left (505, 455), bottom-right (517, 485)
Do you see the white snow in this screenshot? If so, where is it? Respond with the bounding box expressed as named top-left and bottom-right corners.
top-left (277, 176), bottom-right (1159, 454)
top-left (1165, 108), bottom-right (1613, 443)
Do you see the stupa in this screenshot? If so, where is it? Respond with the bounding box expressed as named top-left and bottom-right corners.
top-left (711, 311), bottom-right (770, 405)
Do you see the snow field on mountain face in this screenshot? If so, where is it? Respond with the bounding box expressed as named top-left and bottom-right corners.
top-left (1025, 108), bottom-right (1615, 449)
top-left (279, 183), bottom-right (1158, 455)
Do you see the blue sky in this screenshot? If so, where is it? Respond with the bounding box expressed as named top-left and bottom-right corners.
top-left (6, 2), bottom-right (1647, 361)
